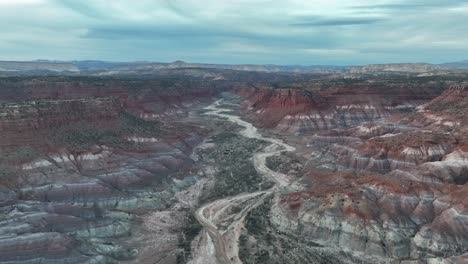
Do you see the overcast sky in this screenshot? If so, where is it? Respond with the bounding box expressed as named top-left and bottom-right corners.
top-left (1, 0), bottom-right (468, 65)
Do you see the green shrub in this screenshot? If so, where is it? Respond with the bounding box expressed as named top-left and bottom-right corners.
top-left (0, 146), bottom-right (40, 163)
top-left (48, 112), bottom-right (166, 152)
top-left (118, 112), bottom-right (164, 137)
top-left (0, 165), bottom-right (15, 181)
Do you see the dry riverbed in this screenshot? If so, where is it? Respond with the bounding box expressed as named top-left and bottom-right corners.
top-left (188, 99), bottom-right (297, 264)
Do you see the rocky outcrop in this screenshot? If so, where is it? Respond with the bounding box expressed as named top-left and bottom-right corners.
top-left (266, 84), bottom-right (468, 263)
top-left (0, 76), bottom-right (213, 263)
top-left (340, 131), bottom-right (455, 172)
top-left (0, 131), bottom-right (203, 263)
top-left (0, 76), bottom-right (225, 150)
top-left (411, 83), bottom-right (468, 131)
top-left (236, 88), bottom-right (327, 128)
top-left (270, 170), bottom-right (468, 262)
top-left (0, 98), bottom-right (121, 148)
top-left (236, 83), bottom-right (440, 134)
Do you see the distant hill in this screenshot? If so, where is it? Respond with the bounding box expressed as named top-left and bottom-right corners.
top-left (440, 60), bottom-right (468, 69)
top-left (34, 60), bottom-right (149, 70)
top-left (348, 63), bottom-right (451, 74)
top-left (0, 60), bottom-right (347, 76)
top-left (70, 60), bottom-right (149, 70)
top-left (87, 60), bottom-right (346, 75)
top-left (1, 60), bottom-right (467, 76)
top-left (0, 61), bottom-right (79, 73)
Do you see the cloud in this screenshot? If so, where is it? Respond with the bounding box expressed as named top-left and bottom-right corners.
top-left (0, 0), bottom-right (43, 5)
top-left (290, 17), bottom-right (385, 27)
top-left (0, 0), bottom-right (467, 65)
top-left (353, 0), bottom-right (468, 10)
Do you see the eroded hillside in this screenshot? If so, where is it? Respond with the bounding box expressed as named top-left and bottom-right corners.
top-left (235, 78), bottom-right (468, 263)
top-left (0, 71), bottom-right (466, 264)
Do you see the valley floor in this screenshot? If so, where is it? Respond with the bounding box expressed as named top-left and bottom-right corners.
top-left (190, 99), bottom-right (296, 264)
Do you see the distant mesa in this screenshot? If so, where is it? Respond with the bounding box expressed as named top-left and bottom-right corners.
top-left (0, 61), bottom-right (79, 73)
top-left (0, 59), bottom-right (467, 75)
top-left (349, 63), bottom-right (450, 74)
top-left (440, 59), bottom-right (468, 69)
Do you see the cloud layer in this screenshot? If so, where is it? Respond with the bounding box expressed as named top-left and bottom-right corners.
top-left (0, 0), bottom-right (467, 65)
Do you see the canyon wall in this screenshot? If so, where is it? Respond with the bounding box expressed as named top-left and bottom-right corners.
top-left (0, 72), bottom-right (466, 263)
top-left (0, 76), bottom-right (220, 263)
top-left (0, 98), bottom-right (121, 149)
top-left (239, 81), bottom-right (468, 263)
top-left (236, 80), bottom-right (444, 134)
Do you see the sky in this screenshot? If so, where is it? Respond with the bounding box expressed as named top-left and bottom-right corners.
top-left (1, 0), bottom-right (468, 65)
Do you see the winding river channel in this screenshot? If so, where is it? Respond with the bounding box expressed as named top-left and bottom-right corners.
top-left (193, 99), bottom-right (296, 264)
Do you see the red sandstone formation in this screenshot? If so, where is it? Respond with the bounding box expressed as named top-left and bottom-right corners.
top-left (413, 83), bottom-right (468, 131)
top-left (236, 87), bottom-right (327, 128)
top-left (0, 77), bottom-right (214, 263)
top-left (0, 72), bottom-right (466, 263)
top-left (260, 83), bottom-right (468, 262)
top-left (236, 81), bottom-right (443, 133)
top-left (272, 170), bottom-right (468, 260)
top-left (0, 98), bottom-right (120, 148)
